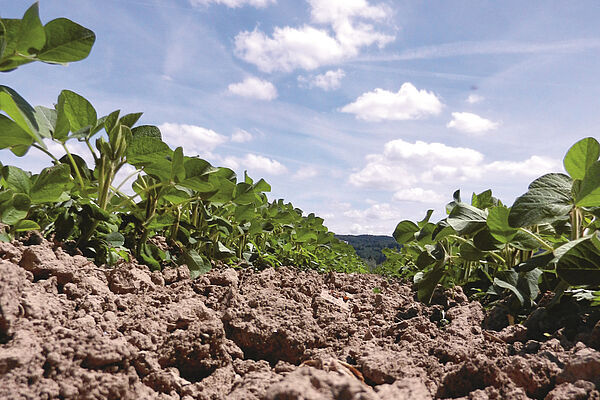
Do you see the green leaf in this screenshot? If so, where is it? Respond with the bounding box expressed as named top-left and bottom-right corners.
top-left (0, 19), bottom-right (6, 60)
top-left (11, 192), bottom-right (31, 211)
top-left (508, 173), bottom-right (573, 228)
top-left (575, 161), bottom-right (600, 207)
top-left (2, 165), bottom-right (32, 194)
top-left (38, 18), bottom-right (95, 63)
top-left (104, 232), bottom-right (125, 247)
top-left (171, 146), bottom-right (185, 182)
top-left (417, 261), bottom-right (445, 303)
top-left (417, 209), bottom-right (434, 228)
top-left (471, 189), bottom-right (497, 210)
top-left (1, 206), bottom-right (27, 225)
top-left (473, 228), bottom-right (503, 251)
top-left (180, 248), bottom-right (211, 279)
top-left (0, 85), bottom-right (42, 144)
top-left (494, 276), bottom-right (525, 305)
top-left (393, 220), bottom-right (419, 244)
top-left (119, 112), bottom-right (143, 128)
top-left (459, 241), bottom-right (486, 261)
top-left (0, 114), bottom-right (34, 151)
top-left (515, 253), bottom-right (554, 273)
top-left (487, 206), bottom-right (518, 243)
top-left (564, 137), bottom-right (600, 180)
top-left (516, 268), bottom-right (543, 306)
top-left (16, 3), bottom-right (46, 55)
top-left (556, 233), bottom-right (600, 286)
top-left (13, 219), bottom-right (40, 232)
top-left (447, 202), bottom-right (488, 236)
top-left (33, 106), bottom-right (56, 139)
top-left (131, 125), bottom-right (161, 139)
top-left (103, 110), bottom-right (120, 135)
top-left (29, 164), bottom-right (71, 203)
top-left (57, 90), bottom-right (97, 133)
top-left (127, 136), bottom-right (172, 167)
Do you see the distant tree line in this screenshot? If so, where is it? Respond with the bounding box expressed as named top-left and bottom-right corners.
top-left (335, 235), bottom-right (401, 268)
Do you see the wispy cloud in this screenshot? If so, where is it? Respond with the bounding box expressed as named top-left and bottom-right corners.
top-left (359, 39), bottom-right (600, 62)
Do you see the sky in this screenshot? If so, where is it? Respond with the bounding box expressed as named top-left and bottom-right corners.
top-left (2, 0), bottom-right (600, 235)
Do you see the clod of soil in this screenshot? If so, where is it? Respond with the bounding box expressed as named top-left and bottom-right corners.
top-left (1, 238), bottom-right (600, 399)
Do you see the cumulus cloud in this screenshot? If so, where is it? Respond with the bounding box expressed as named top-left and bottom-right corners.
top-left (340, 83), bottom-right (444, 121)
top-left (486, 155), bottom-right (561, 177)
top-left (393, 188), bottom-right (445, 203)
top-left (298, 69), bottom-right (346, 90)
top-left (349, 139), bottom-right (483, 189)
top-left (222, 154), bottom-right (288, 175)
top-left (466, 94), bottom-right (484, 104)
top-left (231, 129), bottom-right (253, 143)
top-left (159, 123), bottom-right (228, 156)
top-left (349, 138), bottom-right (560, 198)
top-left (228, 77), bottom-right (278, 100)
top-left (447, 112), bottom-right (499, 135)
top-left (234, 0), bottom-right (394, 72)
top-left (190, 0), bottom-right (275, 8)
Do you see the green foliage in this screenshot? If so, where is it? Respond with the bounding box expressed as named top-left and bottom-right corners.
top-left (0, 3), bottom-right (366, 275)
top-left (390, 137), bottom-right (600, 313)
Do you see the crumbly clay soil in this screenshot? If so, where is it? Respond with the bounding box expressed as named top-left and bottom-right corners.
top-left (1, 238), bottom-right (600, 399)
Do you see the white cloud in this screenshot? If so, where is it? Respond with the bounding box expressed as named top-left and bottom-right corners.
top-left (298, 69), bottom-right (345, 90)
top-left (350, 139), bottom-right (483, 189)
top-left (466, 94), bottom-right (484, 104)
top-left (231, 129), bottom-right (253, 143)
top-left (349, 138), bottom-right (560, 197)
top-left (190, 0), bottom-right (275, 8)
top-left (486, 155), bottom-right (561, 177)
top-left (343, 202), bottom-right (403, 221)
top-left (447, 112), bottom-right (500, 135)
top-left (340, 83), bottom-right (444, 121)
top-left (234, 0), bottom-right (394, 73)
top-left (293, 166), bottom-right (319, 180)
top-left (159, 123), bottom-right (228, 155)
top-left (222, 154), bottom-right (288, 175)
top-left (228, 77), bottom-right (278, 100)
top-left (393, 188), bottom-right (445, 203)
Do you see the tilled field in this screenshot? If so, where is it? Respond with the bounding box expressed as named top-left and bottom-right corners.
top-left (1, 238), bottom-right (600, 399)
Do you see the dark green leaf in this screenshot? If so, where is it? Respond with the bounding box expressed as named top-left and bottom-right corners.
top-left (417, 261), bottom-right (445, 303)
top-left (556, 233), bottom-right (600, 286)
top-left (447, 202), bottom-right (487, 235)
top-left (131, 124), bottom-right (161, 139)
top-left (180, 248), bottom-right (211, 279)
top-left (38, 18), bottom-right (95, 63)
top-left (119, 112), bottom-right (143, 128)
top-left (487, 206), bottom-right (518, 243)
top-left (508, 173), bottom-right (573, 228)
top-left (16, 3), bottom-right (45, 55)
top-left (515, 253), bottom-right (554, 272)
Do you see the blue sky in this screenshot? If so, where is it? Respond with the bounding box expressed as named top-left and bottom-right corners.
top-left (2, 0), bottom-right (600, 234)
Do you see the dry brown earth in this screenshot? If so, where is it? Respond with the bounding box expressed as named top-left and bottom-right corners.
top-left (1, 238), bottom-right (600, 399)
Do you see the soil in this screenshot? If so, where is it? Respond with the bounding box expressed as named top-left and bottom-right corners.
top-left (1, 238), bottom-right (600, 399)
